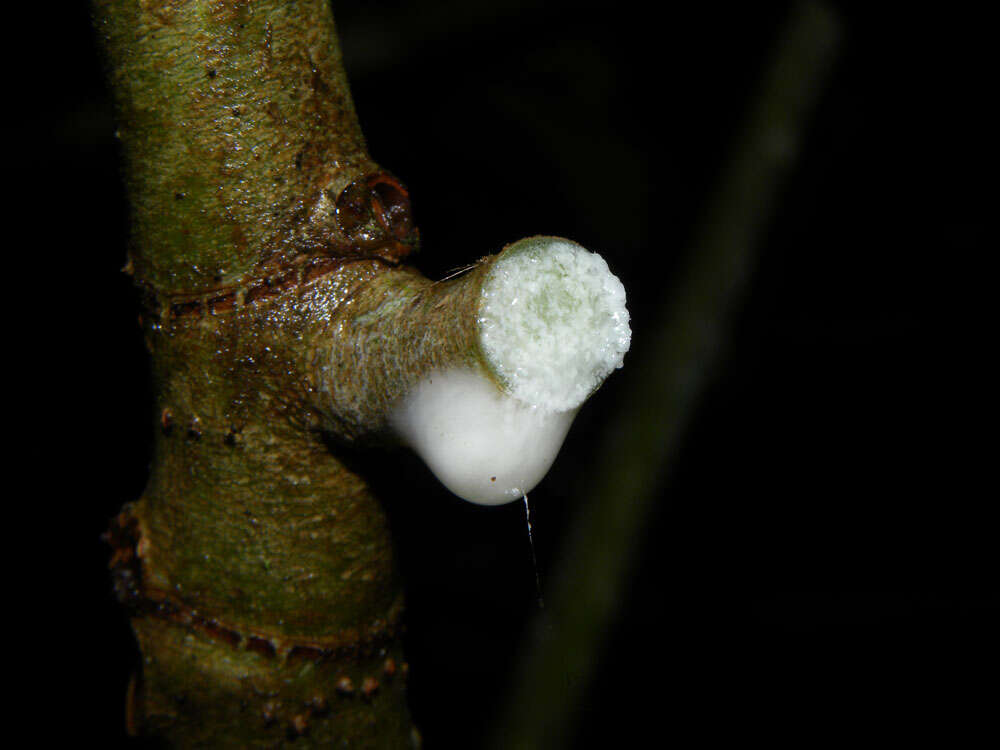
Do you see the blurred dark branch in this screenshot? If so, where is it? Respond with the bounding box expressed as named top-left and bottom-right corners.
top-left (492, 3), bottom-right (840, 747)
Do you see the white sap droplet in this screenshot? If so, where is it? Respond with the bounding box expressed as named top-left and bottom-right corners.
top-left (391, 370), bottom-right (576, 506)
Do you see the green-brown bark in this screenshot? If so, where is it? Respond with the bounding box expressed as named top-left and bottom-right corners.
top-left (94, 0), bottom-right (498, 745)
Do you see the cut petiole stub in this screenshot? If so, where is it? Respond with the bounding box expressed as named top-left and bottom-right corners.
top-left (393, 237), bottom-right (631, 505)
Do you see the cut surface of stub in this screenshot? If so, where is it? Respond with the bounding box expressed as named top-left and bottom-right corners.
top-left (479, 236), bottom-right (630, 413)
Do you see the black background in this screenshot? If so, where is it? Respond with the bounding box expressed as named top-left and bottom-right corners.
top-left (12, 1), bottom-right (992, 746)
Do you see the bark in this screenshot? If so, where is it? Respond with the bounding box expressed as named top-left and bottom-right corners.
top-left (94, 1), bottom-right (501, 745)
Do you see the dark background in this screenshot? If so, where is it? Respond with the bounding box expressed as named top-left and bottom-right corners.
top-left (14, 0), bottom-right (992, 746)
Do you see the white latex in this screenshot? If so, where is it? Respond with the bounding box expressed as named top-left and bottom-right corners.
top-left (392, 370), bottom-right (576, 505)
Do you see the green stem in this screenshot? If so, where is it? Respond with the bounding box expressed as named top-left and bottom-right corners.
top-left (93, 0), bottom-right (393, 299)
top-left (92, 1), bottom-right (457, 745)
